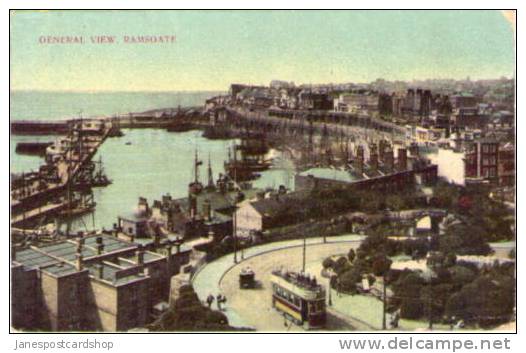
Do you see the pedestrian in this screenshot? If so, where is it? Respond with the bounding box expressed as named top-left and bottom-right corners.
top-left (206, 294), bottom-right (214, 308)
top-left (217, 294), bottom-right (223, 310)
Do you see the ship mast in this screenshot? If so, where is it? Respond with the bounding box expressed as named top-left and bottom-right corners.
top-left (194, 149), bottom-right (200, 184)
top-left (207, 153), bottom-right (214, 189)
top-left (233, 142), bottom-right (238, 264)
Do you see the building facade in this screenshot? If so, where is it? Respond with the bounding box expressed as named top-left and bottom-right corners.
top-left (464, 138), bottom-right (500, 183)
top-left (11, 233), bottom-right (191, 331)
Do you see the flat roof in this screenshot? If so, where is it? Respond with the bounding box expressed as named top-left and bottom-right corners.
top-left (14, 234), bottom-right (138, 280)
top-left (15, 248), bottom-right (78, 277)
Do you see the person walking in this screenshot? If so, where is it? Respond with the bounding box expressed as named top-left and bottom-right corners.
top-left (216, 294), bottom-right (223, 310)
top-left (206, 294), bottom-right (215, 308)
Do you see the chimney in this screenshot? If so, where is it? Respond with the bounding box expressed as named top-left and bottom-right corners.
top-left (162, 194), bottom-right (172, 206)
top-left (378, 140), bottom-right (387, 162)
top-left (409, 142), bottom-right (419, 157)
top-left (136, 245), bottom-right (144, 265)
top-left (355, 145), bottom-right (364, 174)
top-left (397, 148), bottom-right (407, 170)
top-left (97, 264), bottom-right (104, 279)
top-left (76, 236), bottom-right (84, 254)
top-left (154, 230), bottom-right (161, 248)
top-left (96, 236), bottom-right (104, 255)
top-left (138, 197), bottom-right (149, 216)
top-left (166, 244), bottom-right (173, 269)
top-left (75, 252), bottom-right (83, 271)
top-left (369, 143), bottom-right (378, 172)
top-left (384, 147), bottom-right (394, 173)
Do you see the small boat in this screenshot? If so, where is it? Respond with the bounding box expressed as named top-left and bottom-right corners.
top-left (125, 141), bottom-right (132, 145)
top-left (91, 156), bottom-right (112, 187)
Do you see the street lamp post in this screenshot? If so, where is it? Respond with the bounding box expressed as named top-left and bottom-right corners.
top-left (328, 274), bottom-right (334, 306)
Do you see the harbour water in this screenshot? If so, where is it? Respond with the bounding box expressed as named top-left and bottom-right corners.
top-left (10, 91), bottom-right (293, 231)
top-left (11, 129), bottom-right (294, 231)
top-left (10, 90), bottom-right (223, 121)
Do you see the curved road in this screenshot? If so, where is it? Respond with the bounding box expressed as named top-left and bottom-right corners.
top-left (192, 234), bottom-right (365, 330)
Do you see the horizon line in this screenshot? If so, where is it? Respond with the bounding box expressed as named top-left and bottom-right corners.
top-left (9, 75), bottom-right (515, 93)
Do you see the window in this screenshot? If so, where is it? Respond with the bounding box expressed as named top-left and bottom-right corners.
top-left (293, 296), bottom-right (300, 307)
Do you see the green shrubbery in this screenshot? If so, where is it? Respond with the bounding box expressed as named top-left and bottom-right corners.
top-left (390, 261), bottom-right (515, 328)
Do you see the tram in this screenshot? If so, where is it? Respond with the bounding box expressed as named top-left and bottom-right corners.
top-left (270, 269), bottom-right (326, 329)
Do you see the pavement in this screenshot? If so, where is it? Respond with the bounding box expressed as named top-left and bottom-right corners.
top-left (192, 234), bottom-right (365, 330)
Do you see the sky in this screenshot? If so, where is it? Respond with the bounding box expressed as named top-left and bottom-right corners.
top-left (9, 10), bottom-right (515, 92)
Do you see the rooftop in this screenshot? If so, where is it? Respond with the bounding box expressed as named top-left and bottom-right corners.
top-left (13, 234), bottom-right (148, 286)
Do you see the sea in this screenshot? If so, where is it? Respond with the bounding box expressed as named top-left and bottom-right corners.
top-left (10, 91), bottom-right (294, 231)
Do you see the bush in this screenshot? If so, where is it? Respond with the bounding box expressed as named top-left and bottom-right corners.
top-left (322, 257), bottom-right (335, 269)
top-left (371, 254), bottom-right (392, 276)
top-left (348, 248), bottom-right (356, 262)
top-left (447, 275), bottom-right (514, 328)
top-left (339, 268), bottom-right (362, 293)
top-left (400, 298), bottom-right (424, 320)
top-left (403, 238), bottom-right (429, 259)
top-left (426, 252), bottom-right (445, 270)
top-left (333, 256), bottom-right (351, 274)
top-left (444, 253), bottom-right (457, 267)
top-left (449, 265), bottom-right (476, 288)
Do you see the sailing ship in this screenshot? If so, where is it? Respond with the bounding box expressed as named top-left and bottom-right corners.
top-left (91, 156), bottom-right (112, 187)
top-left (224, 133), bottom-right (271, 181)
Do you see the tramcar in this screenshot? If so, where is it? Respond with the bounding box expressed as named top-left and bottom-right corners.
top-left (270, 269), bottom-right (326, 329)
top-left (239, 267), bottom-right (256, 289)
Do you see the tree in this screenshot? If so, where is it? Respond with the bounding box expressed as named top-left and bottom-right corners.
top-left (391, 271), bottom-right (426, 319)
top-left (422, 283), bottom-right (455, 323)
top-left (440, 222), bottom-right (493, 256)
top-left (322, 257), bottom-right (335, 269)
top-left (339, 268), bottom-right (362, 293)
top-left (444, 253), bottom-right (457, 268)
top-left (372, 253), bottom-right (392, 277)
top-left (445, 274), bottom-right (515, 328)
top-left (348, 248), bottom-right (356, 263)
top-left (333, 256), bottom-right (351, 274)
top-left (449, 265), bottom-right (477, 289)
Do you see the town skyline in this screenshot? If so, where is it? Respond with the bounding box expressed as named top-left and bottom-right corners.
top-left (9, 75), bottom-right (515, 93)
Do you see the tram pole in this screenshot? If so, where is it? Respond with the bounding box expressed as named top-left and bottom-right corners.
top-left (382, 274), bottom-right (387, 330)
top-left (233, 146), bottom-right (238, 264)
top-left (302, 233), bottom-right (306, 273)
top-left (233, 208), bottom-right (238, 264)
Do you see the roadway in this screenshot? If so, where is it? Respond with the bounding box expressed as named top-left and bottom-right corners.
top-left (192, 234), bottom-right (365, 331)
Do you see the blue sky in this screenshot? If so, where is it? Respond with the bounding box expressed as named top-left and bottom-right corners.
top-left (10, 10), bottom-right (515, 91)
